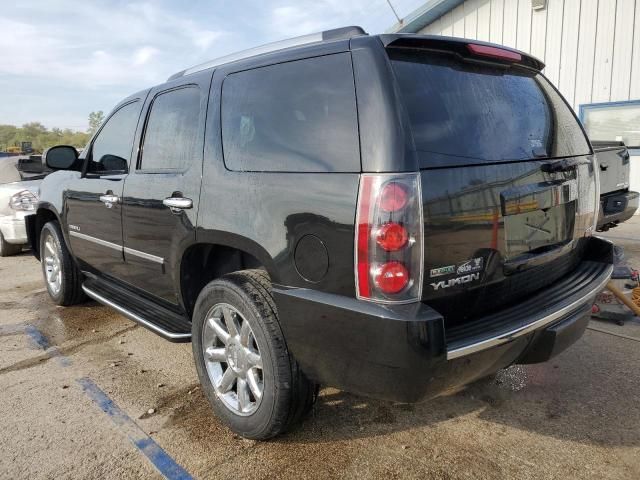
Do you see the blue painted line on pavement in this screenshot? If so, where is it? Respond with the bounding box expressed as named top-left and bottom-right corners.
top-left (24, 324), bottom-right (50, 349)
top-left (21, 324), bottom-right (192, 479)
top-left (77, 377), bottom-right (193, 480)
top-left (24, 324), bottom-right (72, 367)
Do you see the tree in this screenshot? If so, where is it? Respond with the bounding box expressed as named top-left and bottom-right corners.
top-left (0, 123), bottom-right (89, 153)
top-left (88, 111), bottom-right (105, 136)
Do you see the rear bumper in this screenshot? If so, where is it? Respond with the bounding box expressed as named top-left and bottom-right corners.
top-left (274, 236), bottom-right (613, 403)
top-left (0, 212), bottom-right (28, 244)
top-left (597, 190), bottom-right (639, 229)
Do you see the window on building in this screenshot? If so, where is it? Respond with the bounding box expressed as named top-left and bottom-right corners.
top-left (581, 102), bottom-right (640, 148)
top-left (221, 53), bottom-right (360, 172)
top-left (140, 87), bottom-right (202, 171)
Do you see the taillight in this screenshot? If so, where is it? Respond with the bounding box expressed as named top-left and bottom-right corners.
top-left (379, 182), bottom-right (408, 212)
top-left (355, 173), bottom-right (423, 303)
top-left (375, 223), bottom-right (408, 251)
top-left (374, 261), bottom-right (409, 294)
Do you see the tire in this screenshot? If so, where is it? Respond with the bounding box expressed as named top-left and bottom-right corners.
top-left (192, 269), bottom-right (316, 440)
top-left (39, 221), bottom-right (86, 306)
top-left (0, 232), bottom-right (22, 257)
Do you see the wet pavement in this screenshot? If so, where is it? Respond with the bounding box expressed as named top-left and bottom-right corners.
top-left (1, 219), bottom-right (640, 479)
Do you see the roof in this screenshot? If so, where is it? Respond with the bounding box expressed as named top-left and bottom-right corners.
top-left (168, 26), bottom-right (366, 81)
top-left (386, 0), bottom-right (465, 33)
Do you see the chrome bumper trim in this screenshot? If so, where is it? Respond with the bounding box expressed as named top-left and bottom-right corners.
top-left (446, 264), bottom-right (612, 360)
top-left (82, 285), bottom-right (191, 341)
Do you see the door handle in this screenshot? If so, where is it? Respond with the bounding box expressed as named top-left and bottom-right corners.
top-left (163, 197), bottom-right (192, 213)
top-left (99, 194), bottom-right (119, 208)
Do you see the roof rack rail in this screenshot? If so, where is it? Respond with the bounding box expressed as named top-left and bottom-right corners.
top-left (167, 26), bottom-right (367, 81)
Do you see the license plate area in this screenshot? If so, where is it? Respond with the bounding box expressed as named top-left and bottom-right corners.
top-left (504, 202), bottom-right (576, 260)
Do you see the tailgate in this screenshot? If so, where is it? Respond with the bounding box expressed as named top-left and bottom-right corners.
top-left (419, 158), bottom-right (596, 324)
top-left (388, 44), bottom-right (598, 326)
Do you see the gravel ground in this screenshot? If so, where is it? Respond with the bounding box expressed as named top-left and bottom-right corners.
top-left (0, 219), bottom-right (639, 479)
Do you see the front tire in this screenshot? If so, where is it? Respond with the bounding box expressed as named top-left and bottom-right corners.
top-left (40, 221), bottom-right (85, 306)
top-left (192, 270), bottom-right (315, 440)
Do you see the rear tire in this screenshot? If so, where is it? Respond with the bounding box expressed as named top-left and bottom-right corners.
top-left (40, 221), bottom-right (86, 306)
top-left (0, 232), bottom-right (22, 257)
top-left (192, 269), bottom-right (316, 440)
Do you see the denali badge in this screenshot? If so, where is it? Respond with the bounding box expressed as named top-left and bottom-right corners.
top-left (430, 265), bottom-right (455, 278)
top-left (457, 257), bottom-right (483, 275)
top-left (431, 272), bottom-right (480, 291)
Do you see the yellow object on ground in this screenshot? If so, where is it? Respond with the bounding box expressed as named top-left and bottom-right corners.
top-left (633, 286), bottom-right (640, 309)
top-left (607, 281), bottom-right (640, 317)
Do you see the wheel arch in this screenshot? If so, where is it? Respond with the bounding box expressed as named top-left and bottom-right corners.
top-left (31, 204), bottom-right (64, 260)
top-left (179, 230), bottom-right (279, 318)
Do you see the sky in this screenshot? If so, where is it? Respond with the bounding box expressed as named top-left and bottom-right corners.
top-left (0, 0), bottom-right (424, 131)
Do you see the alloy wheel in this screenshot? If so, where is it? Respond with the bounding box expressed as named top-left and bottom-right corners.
top-left (202, 303), bottom-right (264, 416)
top-left (43, 233), bottom-right (62, 295)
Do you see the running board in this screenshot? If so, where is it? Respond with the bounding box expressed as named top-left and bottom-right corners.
top-left (82, 278), bottom-right (191, 342)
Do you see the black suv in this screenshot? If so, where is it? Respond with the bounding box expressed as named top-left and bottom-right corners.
top-left (27, 27), bottom-right (614, 440)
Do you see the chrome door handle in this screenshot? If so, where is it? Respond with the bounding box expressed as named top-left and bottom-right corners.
top-left (163, 197), bottom-right (192, 213)
top-left (99, 194), bottom-right (119, 208)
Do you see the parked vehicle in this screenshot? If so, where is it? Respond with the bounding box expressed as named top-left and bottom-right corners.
top-left (26, 28), bottom-right (613, 439)
top-left (0, 157), bottom-right (41, 256)
top-left (592, 141), bottom-right (639, 231)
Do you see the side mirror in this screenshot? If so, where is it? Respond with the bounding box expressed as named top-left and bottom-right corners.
top-left (44, 145), bottom-right (80, 171)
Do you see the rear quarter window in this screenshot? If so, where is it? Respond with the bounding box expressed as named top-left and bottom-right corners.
top-left (389, 50), bottom-right (591, 167)
top-left (221, 53), bottom-right (360, 172)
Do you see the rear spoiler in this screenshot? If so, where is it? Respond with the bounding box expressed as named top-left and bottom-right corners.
top-left (378, 34), bottom-right (545, 71)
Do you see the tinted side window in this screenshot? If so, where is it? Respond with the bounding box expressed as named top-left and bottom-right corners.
top-left (140, 87), bottom-right (202, 170)
top-left (221, 53), bottom-right (360, 172)
top-left (89, 101), bottom-right (141, 173)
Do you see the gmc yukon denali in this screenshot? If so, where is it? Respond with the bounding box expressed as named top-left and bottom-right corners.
top-left (26, 28), bottom-right (614, 440)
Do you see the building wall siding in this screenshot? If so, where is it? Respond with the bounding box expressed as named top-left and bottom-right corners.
top-left (417, 0), bottom-right (640, 111)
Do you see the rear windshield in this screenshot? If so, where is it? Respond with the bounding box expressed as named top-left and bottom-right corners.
top-left (389, 50), bottom-right (591, 167)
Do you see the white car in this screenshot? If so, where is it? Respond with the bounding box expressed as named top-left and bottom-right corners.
top-left (0, 157), bottom-right (40, 256)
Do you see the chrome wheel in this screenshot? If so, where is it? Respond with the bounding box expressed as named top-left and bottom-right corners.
top-left (202, 303), bottom-right (264, 416)
top-left (43, 233), bottom-right (62, 295)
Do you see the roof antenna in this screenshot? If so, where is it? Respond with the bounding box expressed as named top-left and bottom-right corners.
top-left (385, 0), bottom-right (403, 26)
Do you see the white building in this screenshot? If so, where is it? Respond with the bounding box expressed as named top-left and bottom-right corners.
top-left (389, 0), bottom-right (640, 194)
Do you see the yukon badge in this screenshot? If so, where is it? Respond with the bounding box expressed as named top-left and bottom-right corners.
top-left (431, 272), bottom-right (480, 291)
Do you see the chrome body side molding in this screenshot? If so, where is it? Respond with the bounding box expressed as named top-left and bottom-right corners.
top-left (69, 230), bottom-right (122, 252)
top-left (123, 247), bottom-right (164, 265)
top-left (69, 231), bottom-right (164, 265)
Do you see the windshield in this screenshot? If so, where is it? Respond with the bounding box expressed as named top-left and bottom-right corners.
top-left (389, 50), bottom-right (591, 168)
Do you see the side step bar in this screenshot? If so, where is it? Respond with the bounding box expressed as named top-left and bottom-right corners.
top-left (82, 278), bottom-right (191, 342)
